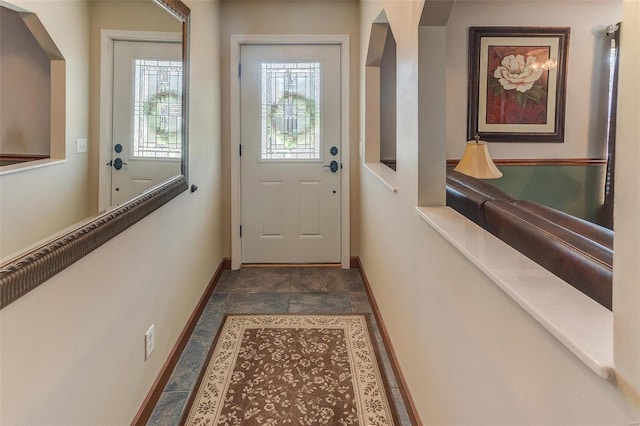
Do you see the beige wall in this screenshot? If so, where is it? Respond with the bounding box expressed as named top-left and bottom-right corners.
top-left (0, 0), bottom-right (89, 259)
top-left (359, 0), bottom-right (640, 423)
top-left (0, 0), bottom-right (224, 423)
top-left (219, 0), bottom-right (361, 257)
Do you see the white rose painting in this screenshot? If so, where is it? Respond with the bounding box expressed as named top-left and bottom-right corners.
top-left (468, 27), bottom-right (569, 142)
top-left (493, 54), bottom-right (544, 93)
top-left (486, 46), bottom-right (552, 125)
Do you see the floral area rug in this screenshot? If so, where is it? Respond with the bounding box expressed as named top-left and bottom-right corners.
top-left (182, 314), bottom-right (398, 425)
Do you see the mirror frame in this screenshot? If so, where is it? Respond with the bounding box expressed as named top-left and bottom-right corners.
top-left (0, 0), bottom-right (191, 309)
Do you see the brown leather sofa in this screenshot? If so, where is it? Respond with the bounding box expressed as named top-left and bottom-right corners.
top-left (446, 170), bottom-right (613, 310)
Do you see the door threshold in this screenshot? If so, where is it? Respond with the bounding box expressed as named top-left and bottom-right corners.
top-left (241, 263), bottom-right (342, 268)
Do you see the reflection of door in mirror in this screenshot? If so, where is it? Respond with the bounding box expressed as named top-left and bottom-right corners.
top-left (0, 0), bottom-right (184, 263)
top-left (110, 40), bottom-right (182, 207)
top-left (0, 0), bottom-right (190, 309)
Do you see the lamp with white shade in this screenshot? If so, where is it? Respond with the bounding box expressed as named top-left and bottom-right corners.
top-left (454, 135), bottom-right (503, 179)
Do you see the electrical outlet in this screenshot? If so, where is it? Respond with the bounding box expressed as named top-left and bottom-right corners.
top-left (76, 138), bottom-right (87, 153)
top-left (145, 324), bottom-right (155, 360)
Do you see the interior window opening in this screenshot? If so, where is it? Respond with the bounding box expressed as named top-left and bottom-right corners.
top-left (364, 10), bottom-right (397, 173)
top-left (379, 26), bottom-right (396, 171)
top-left (0, 4), bottom-right (65, 168)
top-left (443, 24), bottom-right (620, 311)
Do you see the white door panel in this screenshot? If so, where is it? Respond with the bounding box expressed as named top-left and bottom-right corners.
top-left (260, 181), bottom-right (284, 237)
top-left (241, 44), bottom-right (341, 263)
top-left (299, 180), bottom-right (321, 236)
top-left (111, 40), bottom-right (182, 207)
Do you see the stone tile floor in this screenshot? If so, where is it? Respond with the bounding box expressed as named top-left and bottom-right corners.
top-left (147, 267), bottom-right (412, 425)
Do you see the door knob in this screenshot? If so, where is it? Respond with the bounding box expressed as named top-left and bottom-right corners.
top-left (113, 158), bottom-right (127, 170)
top-left (323, 160), bottom-right (339, 173)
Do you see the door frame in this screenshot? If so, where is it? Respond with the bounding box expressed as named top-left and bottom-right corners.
top-left (230, 34), bottom-right (351, 270)
top-left (98, 30), bottom-right (182, 212)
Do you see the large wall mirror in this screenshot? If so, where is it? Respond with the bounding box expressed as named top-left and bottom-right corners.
top-left (0, 0), bottom-right (190, 309)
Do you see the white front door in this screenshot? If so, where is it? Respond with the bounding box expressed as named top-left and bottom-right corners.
top-left (240, 44), bottom-right (342, 263)
top-left (110, 40), bottom-right (182, 207)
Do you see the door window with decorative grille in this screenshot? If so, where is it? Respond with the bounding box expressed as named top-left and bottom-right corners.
top-left (133, 59), bottom-right (182, 159)
top-left (261, 62), bottom-right (320, 160)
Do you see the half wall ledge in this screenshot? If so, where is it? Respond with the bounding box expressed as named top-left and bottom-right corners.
top-left (415, 205), bottom-right (614, 380)
top-left (364, 162), bottom-right (398, 193)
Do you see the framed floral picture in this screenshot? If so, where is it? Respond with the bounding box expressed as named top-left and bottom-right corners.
top-left (467, 27), bottom-right (570, 142)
